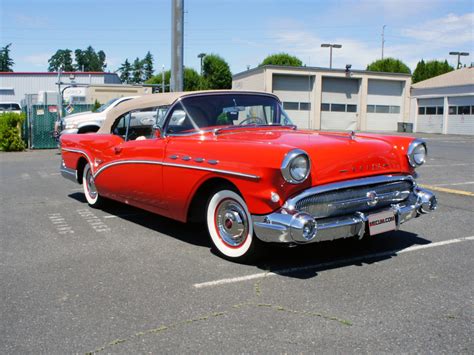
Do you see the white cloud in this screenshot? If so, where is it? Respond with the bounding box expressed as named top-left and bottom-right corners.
top-left (22, 53), bottom-right (51, 67)
top-left (402, 12), bottom-right (474, 45)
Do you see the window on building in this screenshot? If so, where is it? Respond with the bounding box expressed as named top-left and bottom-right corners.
top-left (375, 105), bottom-right (390, 114)
top-left (471, 106), bottom-right (474, 115)
top-left (458, 106), bottom-right (470, 115)
top-left (331, 104), bottom-right (345, 112)
top-left (367, 105), bottom-right (375, 113)
top-left (389, 105), bottom-right (400, 114)
top-left (448, 106), bottom-right (456, 115)
top-left (346, 104), bottom-right (357, 112)
top-left (436, 106), bottom-right (444, 115)
top-left (283, 102), bottom-right (299, 111)
top-left (299, 102), bottom-right (311, 111)
top-left (418, 107), bottom-right (425, 115)
top-left (321, 103), bottom-right (330, 111)
top-left (426, 107), bottom-right (436, 115)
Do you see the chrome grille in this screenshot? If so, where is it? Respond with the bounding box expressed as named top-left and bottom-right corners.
top-left (295, 180), bottom-right (413, 219)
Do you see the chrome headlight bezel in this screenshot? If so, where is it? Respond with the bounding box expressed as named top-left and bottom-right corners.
top-left (281, 149), bottom-right (311, 184)
top-left (407, 139), bottom-right (427, 168)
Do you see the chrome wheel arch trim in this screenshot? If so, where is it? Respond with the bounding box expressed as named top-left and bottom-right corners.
top-left (61, 147), bottom-right (94, 172)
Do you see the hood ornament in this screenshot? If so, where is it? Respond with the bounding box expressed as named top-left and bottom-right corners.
top-left (350, 131), bottom-right (356, 140)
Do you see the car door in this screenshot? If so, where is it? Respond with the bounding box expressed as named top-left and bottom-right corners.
top-left (94, 106), bottom-right (168, 211)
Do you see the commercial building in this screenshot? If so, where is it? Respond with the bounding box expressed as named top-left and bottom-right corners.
top-left (0, 71), bottom-right (121, 104)
top-left (233, 65), bottom-right (411, 132)
top-left (410, 67), bottom-right (474, 135)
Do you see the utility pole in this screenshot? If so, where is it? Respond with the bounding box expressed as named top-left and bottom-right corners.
top-left (381, 25), bottom-right (386, 60)
top-left (321, 43), bottom-right (342, 69)
top-left (162, 65), bottom-right (165, 93)
top-left (449, 51), bottom-right (469, 69)
top-left (171, 0), bottom-right (184, 92)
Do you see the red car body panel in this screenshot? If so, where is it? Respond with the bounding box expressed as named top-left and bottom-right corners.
top-left (61, 126), bottom-right (415, 222)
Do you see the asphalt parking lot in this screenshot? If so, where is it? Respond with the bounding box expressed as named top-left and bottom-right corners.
top-left (1, 133), bottom-right (473, 353)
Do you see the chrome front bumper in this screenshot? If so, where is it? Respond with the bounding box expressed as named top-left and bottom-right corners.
top-left (252, 186), bottom-right (437, 244)
top-left (60, 160), bottom-right (78, 183)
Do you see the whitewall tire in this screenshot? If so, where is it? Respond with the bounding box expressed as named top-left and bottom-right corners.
top-left (206, 190), bottom-right (260, 261)
top-left (83, 163), bottom-right (102, 207)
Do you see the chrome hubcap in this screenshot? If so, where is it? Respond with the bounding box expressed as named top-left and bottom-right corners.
top-left (215, 199), bottom-right (248, 247)
top-left (86, 168), bottom-right (97, 199)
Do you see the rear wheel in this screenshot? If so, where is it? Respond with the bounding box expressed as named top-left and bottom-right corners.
top-left (206, 189), bottom-right (262, 262)
top-left (83, 163), bottom-right (103, 207)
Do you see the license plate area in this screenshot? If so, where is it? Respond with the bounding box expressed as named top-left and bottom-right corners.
top-left (368, 210), bottom-right (396, 236)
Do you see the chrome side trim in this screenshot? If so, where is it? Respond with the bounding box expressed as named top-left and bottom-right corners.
top-left (92, 159), bottom-right (260, 180)
top-left (284, 175), bottom-right (414, 211)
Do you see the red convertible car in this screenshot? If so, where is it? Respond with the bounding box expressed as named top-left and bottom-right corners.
top-left (60, 91), bottom-right (437, 261)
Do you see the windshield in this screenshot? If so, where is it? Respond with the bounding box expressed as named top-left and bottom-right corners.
top-left (165, 94), bottom-right (294, 134)
top-left (96, 98), bottom-right (119, 113)
top-left (0, 103), bottom-right (21, 110)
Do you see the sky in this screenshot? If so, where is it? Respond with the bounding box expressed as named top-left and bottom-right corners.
top-left (1, 0), bottom-right (473, 76)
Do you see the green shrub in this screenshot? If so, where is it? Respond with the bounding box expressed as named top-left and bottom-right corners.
top-left (0, 112), bottom-right (26, 151)
top-left (92, 99), bottom-right (102, 112)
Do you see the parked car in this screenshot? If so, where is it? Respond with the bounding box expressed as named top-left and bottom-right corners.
top-left (59, 96), bottom-right (139, 135)
top-left (60, 91), bottom-right (437, 262)
top-left (0, 101), bottom-right (22, 114)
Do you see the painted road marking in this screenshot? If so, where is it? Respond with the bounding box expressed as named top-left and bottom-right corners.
top-left (193, 236), bottom-right (474, 289)
top-left (423, 163), bottom-right (474, 168)
top-left (38, 171), bottom-right (49, 178)
top-left (433, 181), bottom-right (474, 187)
top-left (77, 209), bottom-right (111, 232)
top-left (48, 213), bottom-right (74, 235)
top-left (21, 173), bottom-right (31, 180)
top-left (420, 184), bottom-right (474, 197)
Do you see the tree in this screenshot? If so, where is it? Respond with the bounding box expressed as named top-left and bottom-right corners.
top-left (259, 53), bottom-right (303, 67)
top-left (145, 67), bottom-right (200, 92)
top-left (0, 43), bottom-right (14, 72)
top-left (131, 57), bottom-right (144, 84)
top-left (201, 54), bottom-right (232, 89)
top-left (142, 51), bottom-right (154, 81)
top-left (118, 59), bottom-right (132, 84)
top-left (48, 49), bottom-right (74, 71)
top-left (366, 57), bottom-right (411, 74)
top-left (412, 59), bottom-right (454, 83)
top-left (74, 46), bottom-right (106, 71)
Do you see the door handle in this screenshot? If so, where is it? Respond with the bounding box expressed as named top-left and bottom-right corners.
top-left (114, 147), bottom-right (122, 154)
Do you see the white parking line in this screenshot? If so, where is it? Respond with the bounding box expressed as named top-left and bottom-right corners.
top-left (21, 173), bottom-right (31, 180)
top-left (77, 209), bottom-right (111, 232)
top-left (193, 236), bottom-right (474, 289)
top-left (48, 213), bottom-right (74, 235)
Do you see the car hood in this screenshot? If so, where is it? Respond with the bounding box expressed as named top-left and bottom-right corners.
top-left (210, 127), bottom-right (412, 185)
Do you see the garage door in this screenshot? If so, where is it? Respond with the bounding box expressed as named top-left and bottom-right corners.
top-left (446, 96), bottom-right (474, 135)
top-left (272, 74), bottom-right (314, 129)
top-left (367, 80), bottom-right (403, 132)
top-left (321, 77), bottom-right (359, 130)
top-left (416, 98), bottom-right (444, 134)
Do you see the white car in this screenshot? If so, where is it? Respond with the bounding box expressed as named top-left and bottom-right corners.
top-left (60, 96), bottom-right (138, 135)
top-left (0, 102), bottom-right (22, 114)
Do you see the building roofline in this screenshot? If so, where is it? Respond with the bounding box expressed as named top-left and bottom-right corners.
top-left (0, 71), bottom-right (117, 76)
top-left (233, 65), bottom-right (412, 79)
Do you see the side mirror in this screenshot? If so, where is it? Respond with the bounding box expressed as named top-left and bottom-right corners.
top-left (153, 126), bottom-right (162, 139)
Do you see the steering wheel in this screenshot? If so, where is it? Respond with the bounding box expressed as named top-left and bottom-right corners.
top-left (238, 117), bottom-right (266, 126)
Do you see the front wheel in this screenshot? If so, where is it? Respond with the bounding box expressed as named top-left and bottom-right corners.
top-left (206, 189), bottom-right (262, 262)
top-left (83, 163), bottom-right (103, 207)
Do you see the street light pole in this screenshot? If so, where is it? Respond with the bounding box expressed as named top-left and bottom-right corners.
top-left (197, 53), bottom-right (206, 76)
top-left (381, 25), bottom-right (386, 60)
top-left (321, 44), bottom-right (342, 69)
top-left (449, 51), bottom-right (469, 69)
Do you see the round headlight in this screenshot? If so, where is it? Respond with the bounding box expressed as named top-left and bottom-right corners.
top-left (407, 139), bottom-right (427, 167)
top-left (281, 149), bottom-right (310, 184)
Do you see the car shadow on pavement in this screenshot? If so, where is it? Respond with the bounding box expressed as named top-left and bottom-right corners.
top-left (68, 193), bottom-right (212, 248)
top-left (253, 231), bottom-right (431, 279)
top-left (69, 192), bottom-right (431, 277)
